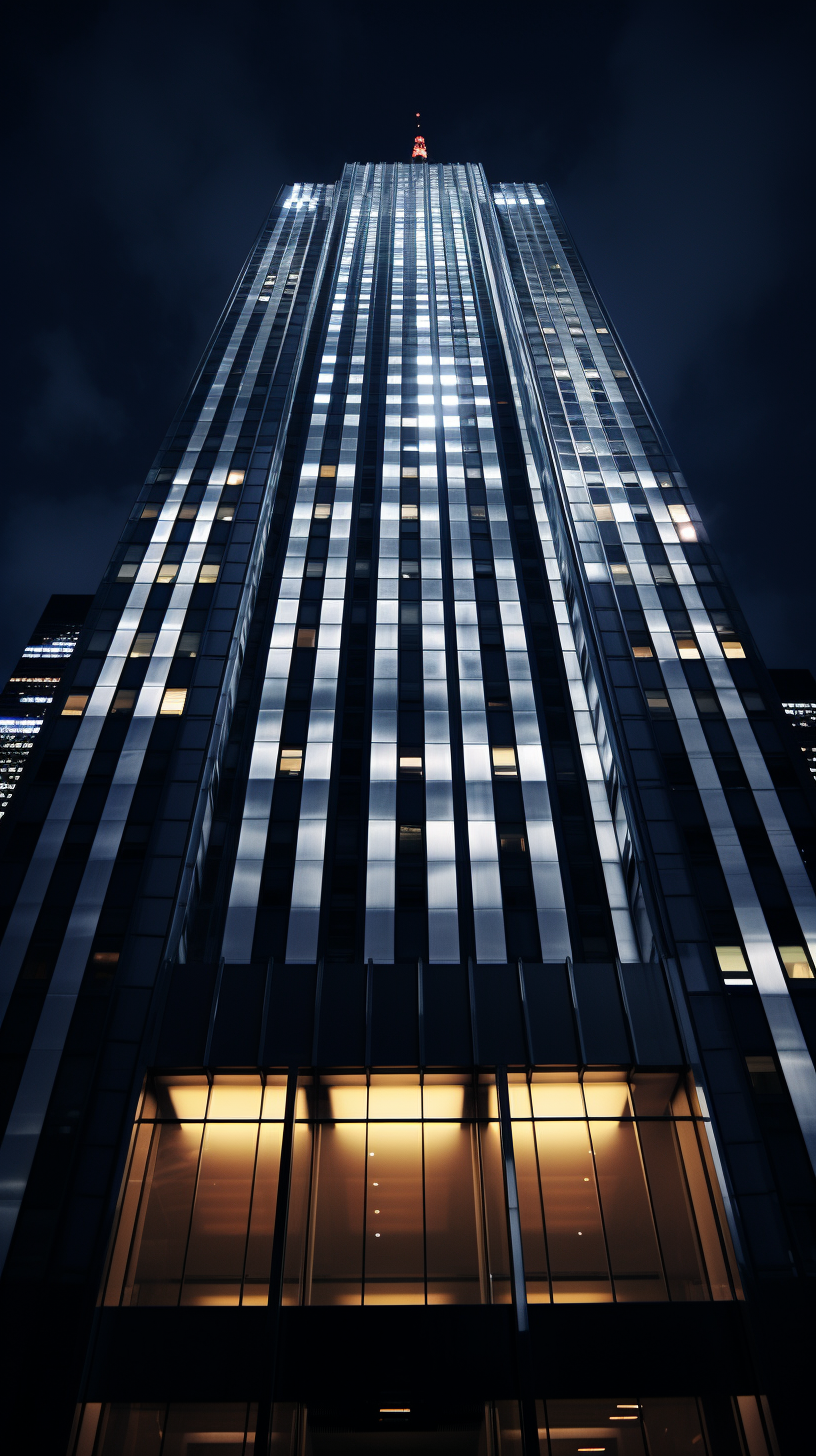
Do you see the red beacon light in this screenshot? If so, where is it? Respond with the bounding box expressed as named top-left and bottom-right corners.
top-left (411, 112), bottom-right (428, 162)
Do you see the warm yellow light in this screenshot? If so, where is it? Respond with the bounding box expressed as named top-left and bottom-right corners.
top-left (779, 945), bottom-right (814, 980)
top-left (208, 1081), bottom-right (262, 1120)
top-left (159, 1081), bottom-right (209, 1120)
top-left (423, 1083), bottom-right (467, 1119)
top-left (583, 1083), bottom-right (631, 1118)
top-left (369, 1080), bottom-right (421, 1120)
top-left (327, 1085), bottom-right (368, 1120)
top-left (530, 1083), bottom-right (584, 1118)
top-left (160, 688), bottom-right (187, 715)
top-left (715, 945), bottom-right (748, 976)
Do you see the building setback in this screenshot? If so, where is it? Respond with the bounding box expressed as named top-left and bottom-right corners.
top-left (0, 161), bottom-right (814, 1454)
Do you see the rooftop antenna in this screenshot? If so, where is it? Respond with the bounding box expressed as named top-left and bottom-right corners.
top-left (411, 112), bottom-right (428, 163)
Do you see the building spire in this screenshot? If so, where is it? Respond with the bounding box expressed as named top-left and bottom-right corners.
top-left (411, 112), bottom-right (428, 163)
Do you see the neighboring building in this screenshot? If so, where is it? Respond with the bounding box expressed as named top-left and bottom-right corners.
top-left (0, 158), bottom-right (814, 1455)
top-left (0, 594), bottom-right (92, 819)
top-left (771, 667), bottom-right (816, 785)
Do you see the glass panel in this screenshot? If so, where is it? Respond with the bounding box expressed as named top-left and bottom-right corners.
top-left (182, 1123), bottom-right (258, 1305)
top-left (282, 1122), bottom-right (314, 1306)
top-left (637, 1122), bottom-right (709, 1301)
top-left (480, 1120), bottom-right (511, 1304)
top-left (244, 1123), bottom-right (283, 1304)
top-left (364, 1122), bottom-right (424, 1303)
top-left (161, 1404), bottom-right (254, 1455)
top-left (641, 1398), bottom-right (710, 1455)
top-left (423, 1076), bottom-right (475, 1119)
top-left (424, 1122), bottom-right (482, 1303)
top-left (545, 1398), bottom-right (648, 1455)
top-left (529, 1082), bottom-right (583, 1117)
top-left (369, 1077), bottom-right (421, 1119)
top-left (512, 1119), bottom-right (549, 1302)
top-left (534, 1119), bottom-right (611, 1303)
top-left (104, 1124), bottom-right (153, 1306)
top-left (673, 1120), bottom-right (732, 1299)
top-left (125, 1123), bottom-right (203, 1306)
top-left (308, 1123), bottom-right (365, 1305)
top-left (589, 1115), bottom-right (667, 1301)
top-left (95, 1404), bottom-right (165, 1455)
top-left (209, 1079), bottom-right (262, 1120)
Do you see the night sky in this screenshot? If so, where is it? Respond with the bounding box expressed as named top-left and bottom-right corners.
top-left (2, 0), bottom-right (813, 683)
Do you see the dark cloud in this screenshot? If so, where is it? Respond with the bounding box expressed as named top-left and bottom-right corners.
top-left (25, 330), bottom-right (126, 453)
top-left (1, 0), bottom-right (812, 680)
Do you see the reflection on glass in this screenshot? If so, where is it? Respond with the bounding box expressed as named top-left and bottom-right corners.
top-left (103, 1077), bottom-right (284, 1310)
top-left (513, 1076), bottom-right (736, 1305)
top-left (102, 1074), bottom-right (736, 1311)
top-left (72, 1395), bottom-right (752, 1456)
top-left (82, 1402), bottom-right (257, 1456)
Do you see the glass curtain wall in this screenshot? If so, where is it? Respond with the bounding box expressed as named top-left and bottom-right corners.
top-left (102, 1074), bottom-right (737, 1312)
top-left (73, 1394), bottom-right (776, 1456)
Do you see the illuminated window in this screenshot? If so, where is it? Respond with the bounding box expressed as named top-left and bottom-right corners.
top-left (510, 1078), bottom-right (737, 1304)
top-left (198, 563), bottom-right (219, 584)
top-left (399, 755), bottom-right (423, 777)
top-left (722, 640), bottom-right (745, 659)
top-left (156, 562), bottom-right (179, 584)
top-left (296, 628), bottom-right (316, 648)
top-left (469, 504), bottom-right (486, 520)
top-left (610, 563), bottom-right (632, 585)
top-left (111, 689), bottom-right (136, 715)
top-left (160, 688), bottom-right (187, 716)
top-left (593, 503), bottom-right (614, 521)
top-left (715, 945), bottom-right (752, 984)
top-left (140, 504), bottom-right (159, 520)
top-left (319, 465), bottom-right (336, 478)
top-left (675, 636), bottom-right (700, 660)
top-left (779, 945), bottom-right (813, 980)
top-left (400, 559), bottom-right (419, 579)
top-left (279, 748), bottom-right (303, 776)
top-left (177, 632), bottom-right (200, 657)
top-left (130, 632), bottom-right (156, 658)
top-left (226, 469), bottom-right (245, 485)
top-left (492, 746), bottom-right (518, 777)
top-left (402, 466), bottom-right (418, 478)
top-left (62, 693), bottom-right (88, 717)
top-left (401, 502), bottom-right (418, 521)
top-left (216, 504), bottom-right (234, 521)
top-left (179, 503), bottom-right (199, 520)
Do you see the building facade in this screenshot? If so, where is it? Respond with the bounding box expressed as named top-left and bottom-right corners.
top-left (0, 162), bottom-right (814, 1454)
top-left (770, 668), bottom-right (816, 787)
top-left (0, 594), bottom-right (92, 820)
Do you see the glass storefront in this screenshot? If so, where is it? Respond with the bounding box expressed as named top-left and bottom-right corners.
top-left (102, 1073), bottom-right (737, 1310)
top-left (72, 1395), bottom-right (776, 1456)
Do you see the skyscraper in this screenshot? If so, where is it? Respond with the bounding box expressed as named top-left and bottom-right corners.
top-left (0, 159), bottom-right (813, 1454)
top-left (770, 667), bottom-right (816, 786)
top-left (0, 594), bottom-right (93, 820)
